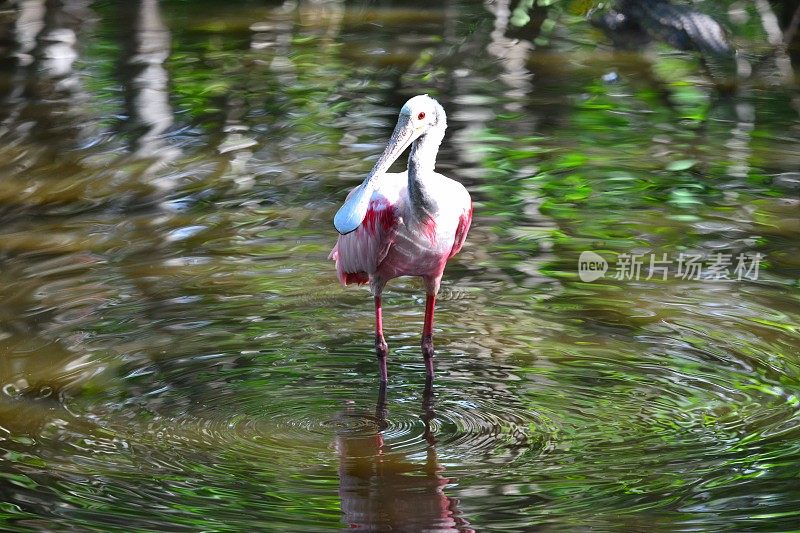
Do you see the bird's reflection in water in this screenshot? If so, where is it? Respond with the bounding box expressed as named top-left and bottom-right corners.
top-left (336, 382), bottom-right (474, 532)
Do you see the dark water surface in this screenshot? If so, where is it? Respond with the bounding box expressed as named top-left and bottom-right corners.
top-left (1, 0), bottom-right (799, 531)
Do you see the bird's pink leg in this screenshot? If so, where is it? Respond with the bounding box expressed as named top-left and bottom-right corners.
top-left (422, 292), bottom-right (436, 380)
top-left (375, 295), bottom-right (389, 383)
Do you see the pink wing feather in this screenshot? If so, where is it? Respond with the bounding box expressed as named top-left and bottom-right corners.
top-left (448, 202), bottom-right (472, 258)
top-left (329, 196), bottom-right (398, 285)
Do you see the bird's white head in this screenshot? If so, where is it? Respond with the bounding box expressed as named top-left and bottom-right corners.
top-left (333, 95), bottom-right (447, 235)
top-left (399, 94), bottom-right (447, 134)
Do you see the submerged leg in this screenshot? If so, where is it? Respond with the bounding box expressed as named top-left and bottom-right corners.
top-left (375, 294), bottom-right (389, 383)
top-left (422, 292), bottom-right (436, 380)
top-left (375, 380), bottom-right (388, 430)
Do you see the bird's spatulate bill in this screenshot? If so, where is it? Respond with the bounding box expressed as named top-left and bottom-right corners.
top-left (334, 183), bottom-right (375, 235)
top-left (333, 114), bottom-right (416, 235)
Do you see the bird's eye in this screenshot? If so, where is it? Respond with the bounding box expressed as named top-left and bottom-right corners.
top-left (417, 112), bottom-right (426, 120)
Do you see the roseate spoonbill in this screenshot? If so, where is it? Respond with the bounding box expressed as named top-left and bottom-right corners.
top-left (329, 95), bottom-right (472, 383)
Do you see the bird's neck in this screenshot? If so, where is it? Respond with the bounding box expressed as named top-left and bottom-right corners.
top-left (407, 126), bottom-right (444, 220)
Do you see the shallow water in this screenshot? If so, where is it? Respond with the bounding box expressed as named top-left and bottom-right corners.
top-left (0, 0), bottom-right (799, 531)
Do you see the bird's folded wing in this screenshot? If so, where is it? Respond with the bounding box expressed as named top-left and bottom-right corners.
top-left (331, 197), bottom-right (398, 284)
top-left (449, 203), bottom-right (473, 258)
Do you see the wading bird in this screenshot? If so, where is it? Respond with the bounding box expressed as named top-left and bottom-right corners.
top-left (330, 95), bottom-right (472, 383)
